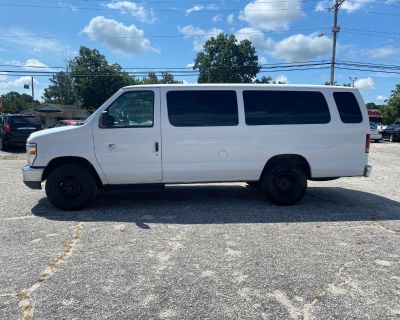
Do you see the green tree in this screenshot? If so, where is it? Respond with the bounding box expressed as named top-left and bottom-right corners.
top-left (43, 71), bottom-right (76, 105)
top-left (366, 102), bottom-right (385, 110)
top-left (139, 72), bottom-right (183, 84)
top-left (323, 81), bottom-right (351, 86)
top-left (381, 84), bottom-right (400, 124)
top-left (69, 46), bottom-right (135, 111)
top-left (254, 76), bottom-right (272, 84)
top-left (193, 33), bottom-right (261, 83)
top-left (0, 91), bottom-right (39, 113)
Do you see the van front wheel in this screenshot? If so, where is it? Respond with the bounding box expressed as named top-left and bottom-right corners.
top-left (261, 164), bottom-right (307, 206)
top-left (45, 164), bottom-right (97, 211)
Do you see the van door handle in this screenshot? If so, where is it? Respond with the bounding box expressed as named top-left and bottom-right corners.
top-left (155, 142), bottom-right (159, 152)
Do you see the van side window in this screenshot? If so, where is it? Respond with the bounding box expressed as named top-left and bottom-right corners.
top-left (243, 91), bottom-right (330, 125)
top-left (167, 90), bottom-right (238, 127)
top-left (105, 91), bottom-right (154, 128)
top-left (333, 92), bottom-right (363, 123)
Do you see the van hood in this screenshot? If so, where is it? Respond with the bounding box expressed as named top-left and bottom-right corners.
top-left (27, 125), bottom-right (83, 143)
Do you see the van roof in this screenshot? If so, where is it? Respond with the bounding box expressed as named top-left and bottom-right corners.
top-left (121, 83), bottom-right (358, 90)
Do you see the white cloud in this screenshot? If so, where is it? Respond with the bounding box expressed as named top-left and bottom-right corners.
top-left (364, 46), bottom-right (399, 58)
top-left (0, 76), bottom-right (39, 92)
top-left (354, 77), bottom-right (375, 90)
top-left (376, 95), bottom-right (387, 101)
top-left (0, 27), bottom-right (68, 54)
top-left (212, 15), bottom-right (222, 23)
top-left (315, 0), bottom-right (329, 12)
top-left (236, 28), bottom-right (332, 62)
top-left (57, 1), bottom-right (78, 11)
top-left (186, 63), bottom-right (195, 68)
top-left (315, 0), bottom-right (374, 13)
top-left (82, 16), bottom-right (157, 55)
top-left (342, 0), bottom-right (374, 13)
top-left (271, 33), bottom-right (331, 62)
top-left (23, 59), bottom-right (48, 70)
top-left (275, 75), bottom-right (288, 83)
top-left (227, 14), bottom-right (234, 24)
top-left (186, 4), bottom-right (217, 16)
top-left (106, 1), bottom-right (156, 23)
top-left (186, 5), bottom-right (204, 15)
top-left (258, 56), bottom-right (267, 64)
top-left (178, 25), bottom-right (223, 51)
top-left (3, 59), bottom-right (53, 71)
top-left (239, 0), bottom-right (303, 31)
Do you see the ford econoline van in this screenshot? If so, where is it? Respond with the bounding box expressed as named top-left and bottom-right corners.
top-left (22, 84), bottom-right (371, 210)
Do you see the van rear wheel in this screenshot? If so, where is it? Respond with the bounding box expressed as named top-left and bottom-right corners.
top-left (45, 164), bottom-right (97, 211)
top-left (261, 164), bottom-right (307, 206)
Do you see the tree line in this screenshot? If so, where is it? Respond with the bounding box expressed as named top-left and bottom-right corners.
top-left (1, 33), bottom-right (399, 124)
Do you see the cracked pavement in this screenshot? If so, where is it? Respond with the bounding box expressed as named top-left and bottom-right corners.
top-left (0, 142), bottom-right (399, 319)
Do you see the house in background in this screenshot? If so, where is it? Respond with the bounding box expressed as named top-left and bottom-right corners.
top-left (21, 104), bottom-right (90, 128)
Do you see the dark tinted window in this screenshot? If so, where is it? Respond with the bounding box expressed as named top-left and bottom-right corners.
top-left (243, 90), bottom-right (330, 125)
top-left (333, 92), bottom-right (363, 123)
top-left (105, 91), bottom-right (154, 128)
top-left (167, 90), bottom-right (238, 127)
top-left (8, 116), bottom-right (41, 126)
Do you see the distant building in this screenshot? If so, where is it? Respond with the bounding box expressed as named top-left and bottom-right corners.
top-left (368, 109), bottom-right (383, 124)
top-left (21, 104), bottom-right (90, 128)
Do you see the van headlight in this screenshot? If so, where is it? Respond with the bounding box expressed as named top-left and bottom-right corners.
top-left (26, 143), bottom-right (37, 165)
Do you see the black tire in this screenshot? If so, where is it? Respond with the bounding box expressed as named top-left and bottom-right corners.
top-left (45, 164), bottom-right (97, 210)
top-left (260, 163), bottom-right (307, 206)
top-left (246, 181), bottom-right (260, 188)
top-left (374, 139), bottom-right (380, 143)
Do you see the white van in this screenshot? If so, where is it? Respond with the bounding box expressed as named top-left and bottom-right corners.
top-left (22, 84), bottom-right (372, 210)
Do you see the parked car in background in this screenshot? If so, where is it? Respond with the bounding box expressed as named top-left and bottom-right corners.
top-left (381, 124), bottom-right (400, 142)
top-left (376, 123), bottom-right (387, 133)
top-left (0, 114), bottom-right (42, 150)
top-left (370, 123), bottom-right (382, 142)
top-left (48, 120), bottom-right (84, 128)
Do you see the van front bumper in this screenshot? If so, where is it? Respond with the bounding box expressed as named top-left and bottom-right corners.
top-left (363, 165), bottom-right (372, 177)
top-left (22, 165), bottom-right (44, 189)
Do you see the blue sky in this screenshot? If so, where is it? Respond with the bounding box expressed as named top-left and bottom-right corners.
top-left (0, 0), bottom-right (399, 104)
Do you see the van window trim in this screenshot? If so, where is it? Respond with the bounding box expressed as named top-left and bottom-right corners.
top-left (333, 91), bottom-right (363, 124)
top-left (99, 90), bottom-right (155, 129)
top-left (166, 89), bottom-right (240, 128)
top-left (242, 89), bottom-right (332, 126)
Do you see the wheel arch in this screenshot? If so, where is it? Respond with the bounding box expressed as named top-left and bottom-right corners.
top-left (42, 156), bottom-right (103, 187)
top-left (260, 154), bottom-right (312, 180)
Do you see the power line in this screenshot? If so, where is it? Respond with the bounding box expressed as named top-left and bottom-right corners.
top-left (1, 2), bottom-right (399, 15)
top-left (0, 3), bottom-right (323, 12)
top-left (0, 26), bottom-right (398, 40)
top-left (0, 27), bottom-right (332, 39)
top-left (68, 0), bottom-right (400, 7)
top-left (1, 61), bottom-right (399, 78)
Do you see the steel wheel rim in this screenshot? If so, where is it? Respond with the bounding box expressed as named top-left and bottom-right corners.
top-left (59, 176), bottom-right (83, 199)
top-left (273, 172), bottom-right (296, 195)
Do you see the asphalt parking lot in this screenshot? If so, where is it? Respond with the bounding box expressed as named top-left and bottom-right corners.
top-left (0, 143), bottom-right (399, 320)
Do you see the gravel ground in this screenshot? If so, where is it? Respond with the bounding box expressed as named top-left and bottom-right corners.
top-left (0, 142), bottom-right (399, 320)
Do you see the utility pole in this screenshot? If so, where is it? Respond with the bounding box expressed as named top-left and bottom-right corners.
top-left (31, 76), bottom-right (34, 115)
top-left (349, 76), bottom-right (357, 87)
top-left (330, 0), bottom-right (345, 85)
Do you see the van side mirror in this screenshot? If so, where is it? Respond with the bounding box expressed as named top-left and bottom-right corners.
top-left (99, 111), bottom-right (114, 128)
